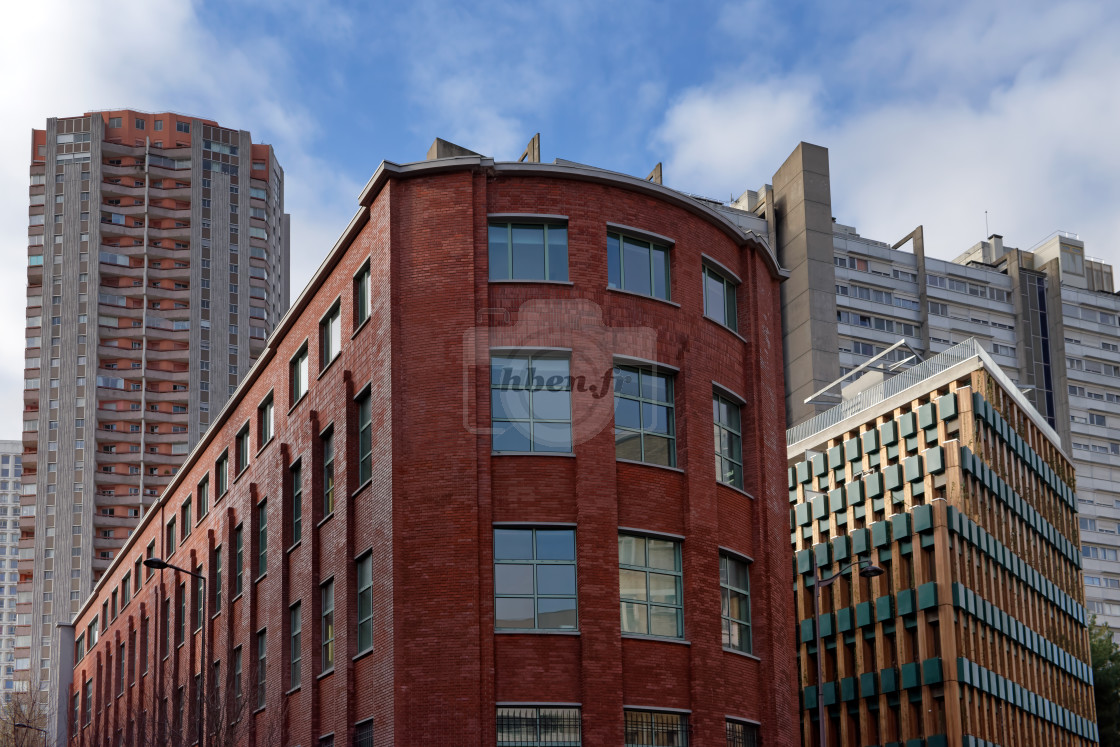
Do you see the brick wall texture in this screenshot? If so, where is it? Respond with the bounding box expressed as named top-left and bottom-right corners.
top-left (68, 160), bottom-right (799, 746)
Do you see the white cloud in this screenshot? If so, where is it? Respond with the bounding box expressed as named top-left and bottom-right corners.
top-left (657, 1), bottom-right (1120, 270)
top-left (0, 0), bottom-right (356, 438)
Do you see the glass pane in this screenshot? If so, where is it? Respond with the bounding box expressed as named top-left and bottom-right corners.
top-left (721, 587), bottom-right (730, 616)
top-left (607, 234), bottom-right (621, 288)
top-left (722, 617), bottom-right (732, 648)
top-left (618, 535), bottom-right (645, 566)
top-left (615, 429), bottom-right (642, 461)
top-left (619, 569), bottom-right (647, 600)
top-left (488, 225), bottom-right (509, 280)
top-left (494, 529), bottom-right (533, 560)
top-left (511, 225), bottom-right (546, 280)
top-left (648, 572), bottom-right (680, 604)
top-left (532, 389), bottom-right (570, 420)
top-left (713, 396), bottom-right (722, 424)
top-left (620, 601), bottom-right (648, 634)
top-left (649, 605), bottom-right (681, 637)
top-left (705, 270), bottom-right (725, 324)
top-left (641, 371), bottom-right (670, 403)
top-left (622, 238), bottom-right (651, 296)
top-left (495, 597), bottom-right (535, 629)
top-left (536, 530), bottom-right (575, 560)
top-left (533, 422), bottom-right (572, 452)
top-left (614, 367), bottom-right (640, 397)
top-left (495, 564), bottom-right (534, 595)
top-left (539, 707), bottom-right (580, 742)
top-left (492, 421), bottom-right (531, 453)
top-left (614, 397), bottom-right (641, 429)
top-left (727, 591), bottom-right (749, 621)
top-left (491, 357), bottom-right (529, 388)
top-left (547, 226), bottom-right (568, 282)
top-left (537, 564), bottom-right (576, 595)
top-left (729, 431), bottom-right (742, 461)
top-left (651, 246), bottom-right (669, 299)
top-left (492, 389), bottom-right (530, 420)
top-left (725, 285), bottom-right (737, 331)
top-left (647, 539), bottom-right (678, 571)
top-left (642, 403), bottom-right (672, 435)
top-left (728, 462), bottom-right (743, 488)
top-left (536, 598), bottom-right (577, 629)
top-left (643, 435), bottom-right (674, 466)
top-left (725, 556), bottom-right (748, 590)
top-left (531, 358), bottom-right (570, 389)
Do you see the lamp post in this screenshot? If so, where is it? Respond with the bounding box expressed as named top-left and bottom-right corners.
top-left (145, 557), bottom-right (207, 747)
top-left (812, 553), bottom-right (884, 747)
top-left (13, 722), bottom-right (46, 747)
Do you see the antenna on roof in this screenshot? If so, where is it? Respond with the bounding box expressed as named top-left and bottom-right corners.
top-left (646, 163), bottom-right (662, 185)
top-left (985, 210), bottom-right (989, 237)
top-left (518, 133), bottom-right (540, 163)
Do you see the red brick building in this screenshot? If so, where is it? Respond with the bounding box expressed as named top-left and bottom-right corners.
top-left (62, 142), bottom-right (798, 746)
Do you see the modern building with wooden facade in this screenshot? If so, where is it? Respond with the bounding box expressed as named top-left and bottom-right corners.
top-left (787, 339), bottom-right (1099, 746)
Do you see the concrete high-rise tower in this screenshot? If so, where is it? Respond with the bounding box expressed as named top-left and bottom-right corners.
top-left (19, 111), bottom-right (289, 705)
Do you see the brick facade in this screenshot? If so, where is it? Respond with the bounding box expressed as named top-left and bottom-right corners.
top-left (65, 155), bottom-right (798, 746)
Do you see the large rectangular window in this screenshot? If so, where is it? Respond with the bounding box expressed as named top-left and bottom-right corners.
top-left (320, 302), bottom-right (341, 371)
top-left (624, 711), bottom-right (688, 747)
top-left (491, 354), bottom-right (572, 453)
top-left (291, 461), bottom-right (303, 546)
top-left (290, 603), bottom-right (302, 690)
top-left (725, 719), bottom-right (759, 747)
top-left (720, 553), bottom-right (751, 654)
top-left (354, 263), bottom-right (371, 327)
top-left (321, 579), bottom-right (335, 670)
top-left (290, 344), bottom-right (309, 405)
top-left (488, 222), bottom-right (569, 282)
top-left (356, 389), bottom-right (372, 484)
top-left (497, 706), bottom-right (581, 746)
top-left (713, 393), bottom-right (743, 489)
top-left (357, 554), bottom-right (373, 654)
top-left (619, 534), bottom-right (682, 638)
top-left (322, 428), bottom-right (335, 515)
top-left (257, 500), bottom-right (268, 577)
top-left (614, 366), bottom-right (675, 467)
top-left (607, 232), bottom-right (670, 300)
top-left (703, 265), bottom-right (737, 332)
top-left (494, 528), bottom-right (577, 630)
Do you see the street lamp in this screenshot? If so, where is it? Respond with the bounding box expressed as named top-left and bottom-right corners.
top-left (13, 722), bottom-right (46, 747)
top-left (812, 553), bottom-right (883, 747)
top-left (145, 557), bottom-right (207, 747)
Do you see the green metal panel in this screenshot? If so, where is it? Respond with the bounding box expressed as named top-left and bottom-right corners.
top-left (788, 467), bottom-right (796, 488)
top-left (796, 549), bottom-right (811, 575)
top-left (819, 612), bottom-right (834, 638)
top-left (900, 662), bottom-right (920, 689)
top-left (812, 493), bottom-right (826, 520)
top-left (896, 588), bottom-right (915, 616)
top-left (900, 412), bottom-right (917, 438)
top-left (815, 543), bottom-right (830, 568)
top-left (795, 503), bottom-right (810, 526)
top-left (846, 480), bottom-right (865, 506)
top-left (891, 512), bottom-right (912, 539)
top-left (938, 392), bottom-right (957, 419)
top-left (851, 528), bottom-right (870, 555)
top-left (956, 657), bottom-right (970, 685)
top-left (836, 607), bottom-right (853, 633)
top-left (862, 428), bottom-right (879, 453)
top-left (871, 521), bottom-right (891, 548)
top-left (923, 657), bottom-right (943, 684)
top-left (841, 677), bottom-right (857, 702)
top-left (918, 402), bottom-right (936, 429)
top-left (796, 460), bottom-right (810, 484)
top-left (881, 420), bottom-right (898, 445)
top-left (829, 488), bottom-right (845, 514)
top-left (884, 463), bottom-right (903, 490)
top-left (904, 454), bottom-right (924, 483)
top-left (912, 504), bottom-right (933, 533)
top-left (812, 453), bottom-right (827, 476)
top-left (866, 473), bottom-right (884, 499)
top-left (925, 445), bottom-right (945, 475)
top-left (860, 671), bottom-right (877, 698)
top-left (875, 594), bottom-right (893, 622)
top-left (800, 618), bottom-right (814, 643)
top-left (880, 667), bottom-right (898, 692)
top-left (844, 437), bottom-right (861, 462)
top-left (905, 436), bottom-right (919, 453)
top-left (856, 601), bottom-right (873, 627)
top-left (917, 582), bottom-right (937, 609)
top-left (834, 535), bottom-right (851, 561)
top-left (822, 681), bottom-right (837, 706)
top-left (920, 533), bottom-right (935, 549)
top-left (828, 445), bottom-right (842, 469)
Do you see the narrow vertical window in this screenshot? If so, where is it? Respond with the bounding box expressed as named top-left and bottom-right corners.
top-left (357, 554), bottom-right (373, 654)
top-left (614, 366), bottom-right (676, 467)
top-left (618, 533), bottom-right (683, 638)
top-left (356, 389), bottom-right (372, 484)
top-left (146, 541), bottom-right (155, 578)
top-left (290, 603), bottom-right (302, 690)
top-left (162, 598), bottom-right (171, 656)
top-left (197, 476), bottom-right (209, 518)
top-left (140, 616), bottom-right (149, 673)
top-left (321, 579), bottom-right (335, 670)
top-left (257, 500), bottom-right (268, 577)
top-left (234, 525), bottom-right (244, 597)
top-left (232, 646), bottom-right (243, 704)
top-left (720, 553), bottom-right (752, 654)
top-left (256, 630), bottom-right (267, 709)
top-left (322, 429), bottom-right (335, 515)
top-left (166, 518), bottom-right (176, 552)
top-left (713, 393), bottom-right (744, 489)
top-left (236, 425), bottom-right (250, 474)
top-left (195, 565), bottom-right (204, 630)
top-left (319, 302), bottom-right (342, 371)
top-left (291, 461), bottom-right (303, 546)
top-left (216, 452), bottom-right (228, 496)
top-left (258, 394), bottom-right (274, 446)
top-left (181, 498), bottom-right (191, 539)
top-left (354, 263), bottom-right (371, 327)
top-left (118, 642), bottom-right (125, 695)
top-left (177, 582), bottom-right (186, 645)
top-left (703, 265), bottom-right (738, 332)
top-left (290, 344), bottom-right (309, 405)
top-left (214, 546), bottom-right (223, 613)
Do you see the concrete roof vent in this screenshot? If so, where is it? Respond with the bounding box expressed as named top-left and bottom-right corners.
top-left (426, 138), bottom-right (481, 161)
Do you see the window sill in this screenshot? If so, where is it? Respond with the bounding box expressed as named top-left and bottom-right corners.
top-left (621, 634), bottom-right (690, 646)
top-left (253, 706), bottom-right (266, 715)
top-left (723, 647), bottom-right (760, 661)
top-left (288, 391), bottom-right (308, 416)
top-left (351, 477), bottom-right (373, 498)
top-left (489, 279), bottom-right (574, 286)
top-left (211, 611), bottom-right (222, 621)
top-left (717, 481), bottom-right (755, 500)
top-left (285, 684), bottom-right (301, 696)
top-left (255, 436), bottom-right (274, 459)
top-left (703, 315), bottom-right (747, 344)
top-left (231, 593), bottom-right (243, 604)
top-left (196, 512), bottom-right (208, 528)
top-left (287, 540), bottom-right (302, 554)
top-left (606, 286), bottom-right (680, 308)
top-left (491, 451), bottom-right (576, 458)
top-left (255, 573), bottom-right (266, 584)
top-left (232, 467), bottom-right (249, 486)
top-left (317, 512), bottom-right (335, 529)
top-left (317, 354), bottom-right (341, 382)
top-left (495, 629), bottom-right (580, 636)
top-left (616, 458), bottom-right (684, 474)
top-left (351, 315), bottom-right (371, 340)
top-left (317, 668), bottom-right (335, 681)
top-left (352, 647), bottom-right (373, 663)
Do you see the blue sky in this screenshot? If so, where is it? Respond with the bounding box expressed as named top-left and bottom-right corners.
top-left (2, 0), bottom-right (1119, 436)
